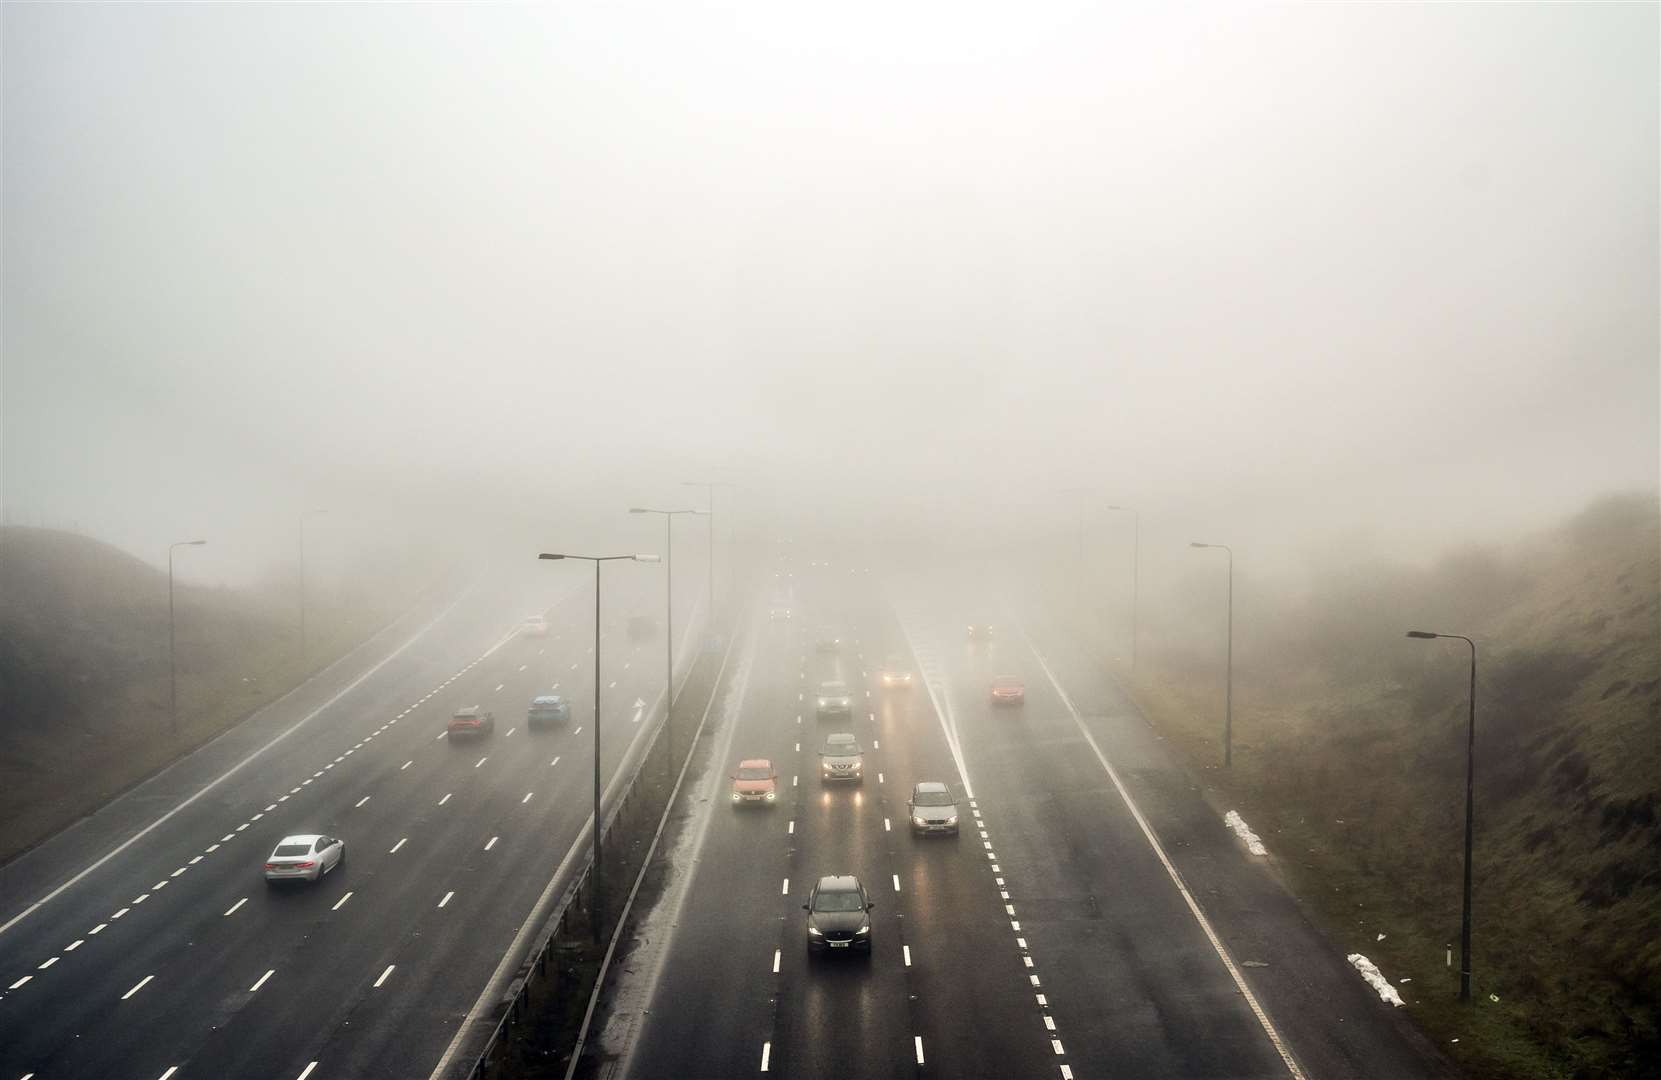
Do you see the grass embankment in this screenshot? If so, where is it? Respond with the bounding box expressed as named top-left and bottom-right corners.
top-left (1114, 495), bottom-right (1660, 1080)
top-left (0, 526), bottom-right (429, 864)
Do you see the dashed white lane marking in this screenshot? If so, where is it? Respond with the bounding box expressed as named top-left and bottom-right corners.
top-left (37, 957), bottom-right (57, 970)
top-left (302, 779), bottom-right (314, 786)
top-left (402, 760), bottom-right (413, 770)
top-left (355, 796), bottom-right (371, 808)
top-left (914, 1037), bottom-right (925, 1065)
top-left (65, 939), bottom-right (84, 952)
top-left (1018, 620), bottom-right (1305, 1079)
top-left (474, 756), bottom-right (488, 769)
top-left (133, 894), bottom-right (149, 904)
top-left (159, 1068), bottom-right (179, 1080)
top-left (435, 732), bottom-right (448, 741)
top-left (206, 843), bottom-right (221, 852)
top-left (152, 880), bottom-right (168, 891)
top-left (522, 792), bottom-right (534, 804)
top-left (772, 948), bottom-right (781, 973)
top-left (892, 874), bottom-right (901, 892)
top-left (794, 742), bottom-right (800, 751)
top-left (221, 832), bottom-right (235, 841)
top-left (787, 821), bottom-right (795, 835)
top-left (873, 739), bottom-right (879, 749)
top-left (99, 916), bottom-right (118, 928)
top-left (438, 891), bottom-right (454, 908)
top-left (333, 891), bottom-right (354, 911)
top-left (781, 878), bottom-right (789, 895)
top-left (297, 1061), bottom-right (319, 1079)
top-left (438, 793), bottom-right (452, 805)
top-left (373, 964), bottom-right (395, 988)
top-left (608, 681), bottom-right (617, 688)
top-left (574, 726), bottom-right (583, 735)
top-left (121, 974), bottom-right (154, 1000)
top-left (1052, 1039), bottom-right (1066, 1055)
top-left (903, 945), bottom-right (912, 966)
top-left (884, 818), bottom-right (891, 831)
top-left (485, 836), bottom-right (499, 851)
top-left (390, 838), bottom-right (407, 853)
top-left (9, 975), bottom-right (31, 989)
top-left (1045, 1015), bottom-right (1057, 1030)
top-left (505, 727), bottom-right (516, 738)
top-left (877, 773), bottom-right (884, 784)
top-left (249, 969), bottom-right (274, 992)
top-left (170, 867), bottom-right (187, 877)
top-left (494, 683), bottom-right (504, 693)
top-left (760, 1041), bottom-right (772, 1072)
top-left (518, 665), bottom-right (527, 672)
top-left (235, 823), bottom-right (250, 832)
top-left (224, 898), bottom-right (247, 916)
top-left (550, 756), bottom-right (561, 767)
top-left (1030, 974), bottom-right (1042, 987)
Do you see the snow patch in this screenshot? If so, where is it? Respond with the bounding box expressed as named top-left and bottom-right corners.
top-left (1224, 810), bottom-right (1268, 856)
top-left (1347, 953), bottom-right (1405, 1007)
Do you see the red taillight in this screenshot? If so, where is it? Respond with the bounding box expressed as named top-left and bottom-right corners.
top-left (264, 863), bottom-right (278, 870)
top-left (294, 860), bottom-right (316, 869)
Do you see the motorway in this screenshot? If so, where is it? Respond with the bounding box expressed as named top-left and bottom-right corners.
top-left (0, 559), bottom-right (703, 1080)
top-left (596, 558), bottom-right (1452, 1080)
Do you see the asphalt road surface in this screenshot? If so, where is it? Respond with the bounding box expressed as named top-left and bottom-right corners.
top-left (0, 561), bottom-right (701, 1080)
top-left (597, 561), bottom-right (1451, 1080)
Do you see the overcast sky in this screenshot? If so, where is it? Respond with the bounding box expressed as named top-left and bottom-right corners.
top-left (3, 2), bottom-right (1656, 581)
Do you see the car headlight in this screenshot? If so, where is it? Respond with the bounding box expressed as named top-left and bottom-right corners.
top-left (817, 698), bottom-right (828, 707)
top-left (945, 815), bottom-right (958, 825)
top-left (765, 791), bottom-right (776, 801)
top-left (855, 922), bottom-right (870, 935)
top-left (807, 924), bottom-right (823, 936)
top-left (732, 791), bottom-right (741, 801)
top-left (912, 815), bottom-right (928, 826)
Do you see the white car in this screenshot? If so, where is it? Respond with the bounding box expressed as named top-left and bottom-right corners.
top-left (521, 615), bottom-right (550, 637)
top-left (264, 834), bottom-right (345, 883)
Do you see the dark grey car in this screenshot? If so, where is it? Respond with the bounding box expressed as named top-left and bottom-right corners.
top-left (804, 874), bottom-right (874, 954)
top-left (815, 680), bottom-right (852, 722)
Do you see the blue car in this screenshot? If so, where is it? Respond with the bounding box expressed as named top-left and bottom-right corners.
top-left (527, 694), bottom-right (571, 729)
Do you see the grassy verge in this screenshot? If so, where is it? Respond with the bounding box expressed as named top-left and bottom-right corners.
top-left (1095, 496), bottom-right (1660, 1080)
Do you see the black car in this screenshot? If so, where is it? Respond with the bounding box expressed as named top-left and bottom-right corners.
top-left (815, 680), bottom-right (852, 722)
top-left (804, 875), bottom-right (874, 954)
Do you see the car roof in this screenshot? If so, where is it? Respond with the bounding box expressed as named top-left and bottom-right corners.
top-left (737, 758), bottom-right (772, 769)
top-left (532, 695), bottom-right (563, 704)
top-left (825, 732), bottom-right (857, 743)
top-left (913, 781), bottom-right (951, 796)
top-left (815, 874), bottom-right (862, 892)
top-left (993, 675), bottom-right (1023, 683)
top-left (819, 680), bottom-right (846, 689)
top-left (275, 834), bottom-right (323, 846)
top-left (453, 705), bottom-right (482, 716)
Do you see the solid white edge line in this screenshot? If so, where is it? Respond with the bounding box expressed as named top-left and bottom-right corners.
top-left (1015, 616), bottom-right (1306, 1080)
top-left (0, 592), bottom-right (479, 940)
top-left (760, 1041), bottom-right (771, 1072)
top-left (914, 1036), bottom-right (925, 1064)
top-left (121, 974), bottom-right (153, 1000)
top-left (249, 969), bottom-right (274, 992)
top-left (374, 964), bottom-right (395, 987)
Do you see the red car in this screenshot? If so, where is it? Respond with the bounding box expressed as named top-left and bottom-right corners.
top-left (731, 758), bottom-right (779, 805)
top-left (990, 676), bottom-right (1025, 705)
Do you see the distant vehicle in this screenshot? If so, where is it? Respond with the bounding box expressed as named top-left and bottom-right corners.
top-left (264, 834), bottom-right (345, 884)
top-left (521, 615), bottom-right (549, 637)
top-left (967, 623), bottom-right (994, 641)
top-left (803, 874), bottom-right (873, 954)
top-left (731, 758), bottom-right (779, 805)
top-left (990, 676), bottom-right (1025, 705)
top-left (908, 782), bottom-right (960, 835)
top-left (815, 680), bottom-right (853, 722)
top-left (819, 732), bottom-right (863, 784)
top-left (815, 627), bottom-right (842, 652)
top-left (447, 705), bottom-right (496, 739)
top-left (628, 614), bottom-right (656, 640)
top-left (527, 695), bottom-right (570, 729)
top-left (879, 658), bottom-right (913, 689)
top-left (770, 606), bottom-right (793, 621)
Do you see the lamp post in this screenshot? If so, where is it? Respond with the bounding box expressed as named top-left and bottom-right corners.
top-left (682, 481), bottom-right (734, 629)
top-left (168, 539), bottom-right (207, 737)
top-left (1106, 505), bottom-right (1139, 670)
top-left (629, 507), bottom-right (706, 764)
top-left (1190, 541), bottom-right (1233, 767)
top-left (299, 508), bottom-right (328, 668)
top-left (1406, 628), bottom-right (1478, 1002)
top-left (538, 551), bottom-right (659, 943)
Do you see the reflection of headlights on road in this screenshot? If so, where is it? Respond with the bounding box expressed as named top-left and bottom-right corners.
top-left (808, 924), bottom-right (823, 937)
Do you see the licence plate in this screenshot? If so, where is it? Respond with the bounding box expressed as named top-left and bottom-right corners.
top-left (828, 940), bottom-right (850, 948)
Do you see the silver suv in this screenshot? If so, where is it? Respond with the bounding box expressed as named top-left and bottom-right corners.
top-left (818, 733), bottom-right (863, 784)
top-left (908, 781), bottom-right (960, 835)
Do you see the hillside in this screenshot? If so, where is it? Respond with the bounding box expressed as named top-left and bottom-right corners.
top-left (1120, 495), bottom-right (1661, 1080)
top-left (0, 527), bottom-right (415, 863)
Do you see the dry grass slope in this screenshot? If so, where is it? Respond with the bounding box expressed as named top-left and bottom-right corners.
top-left (1123, 495), bottom-right (1660, 1080)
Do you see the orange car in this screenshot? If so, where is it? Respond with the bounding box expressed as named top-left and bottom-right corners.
top-left (731, 759), bottom-right (779, 805)
top-left (990, 676), bottom-right (1025, 705)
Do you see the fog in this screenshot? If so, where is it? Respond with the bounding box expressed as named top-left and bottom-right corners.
top-left (3, 2), bottom-right (1656, 586)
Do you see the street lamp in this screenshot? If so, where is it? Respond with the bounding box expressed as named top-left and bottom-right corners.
top-left (299, 508), bottom-right (328, 668)
top-left (538, 551), bottom-right (660, 943)
top-left (629, 508), bottom-right (707, 765)
top-left (1406, 628), bottom-right (1478, 1003)
top-left (682, 481), bottom-right (734, 629)
top-left (1106, 505), bottom-right (1139, 671)
top-left (1190, 541), bottom-right (1233, 767)
top-left (168, 539), bottom-right (207, 737)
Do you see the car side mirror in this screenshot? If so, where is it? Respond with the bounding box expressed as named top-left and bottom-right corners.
top-left (866, 902), bottom-right (876, 911)
top-left (801, 903), bottom-right (810, 911)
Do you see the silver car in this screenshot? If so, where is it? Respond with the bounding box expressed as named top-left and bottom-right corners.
top-left (819, 733), bottom-right (864, 784)
top-left (263, 833), bottom-right (345, 883)
top-left (908, 782), bottom-right (960, 835)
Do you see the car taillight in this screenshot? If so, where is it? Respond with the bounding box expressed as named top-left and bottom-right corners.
top-left (264, 863), bottom-right (279, 870)
top-left (294, 860), bottom-right (316, 869)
